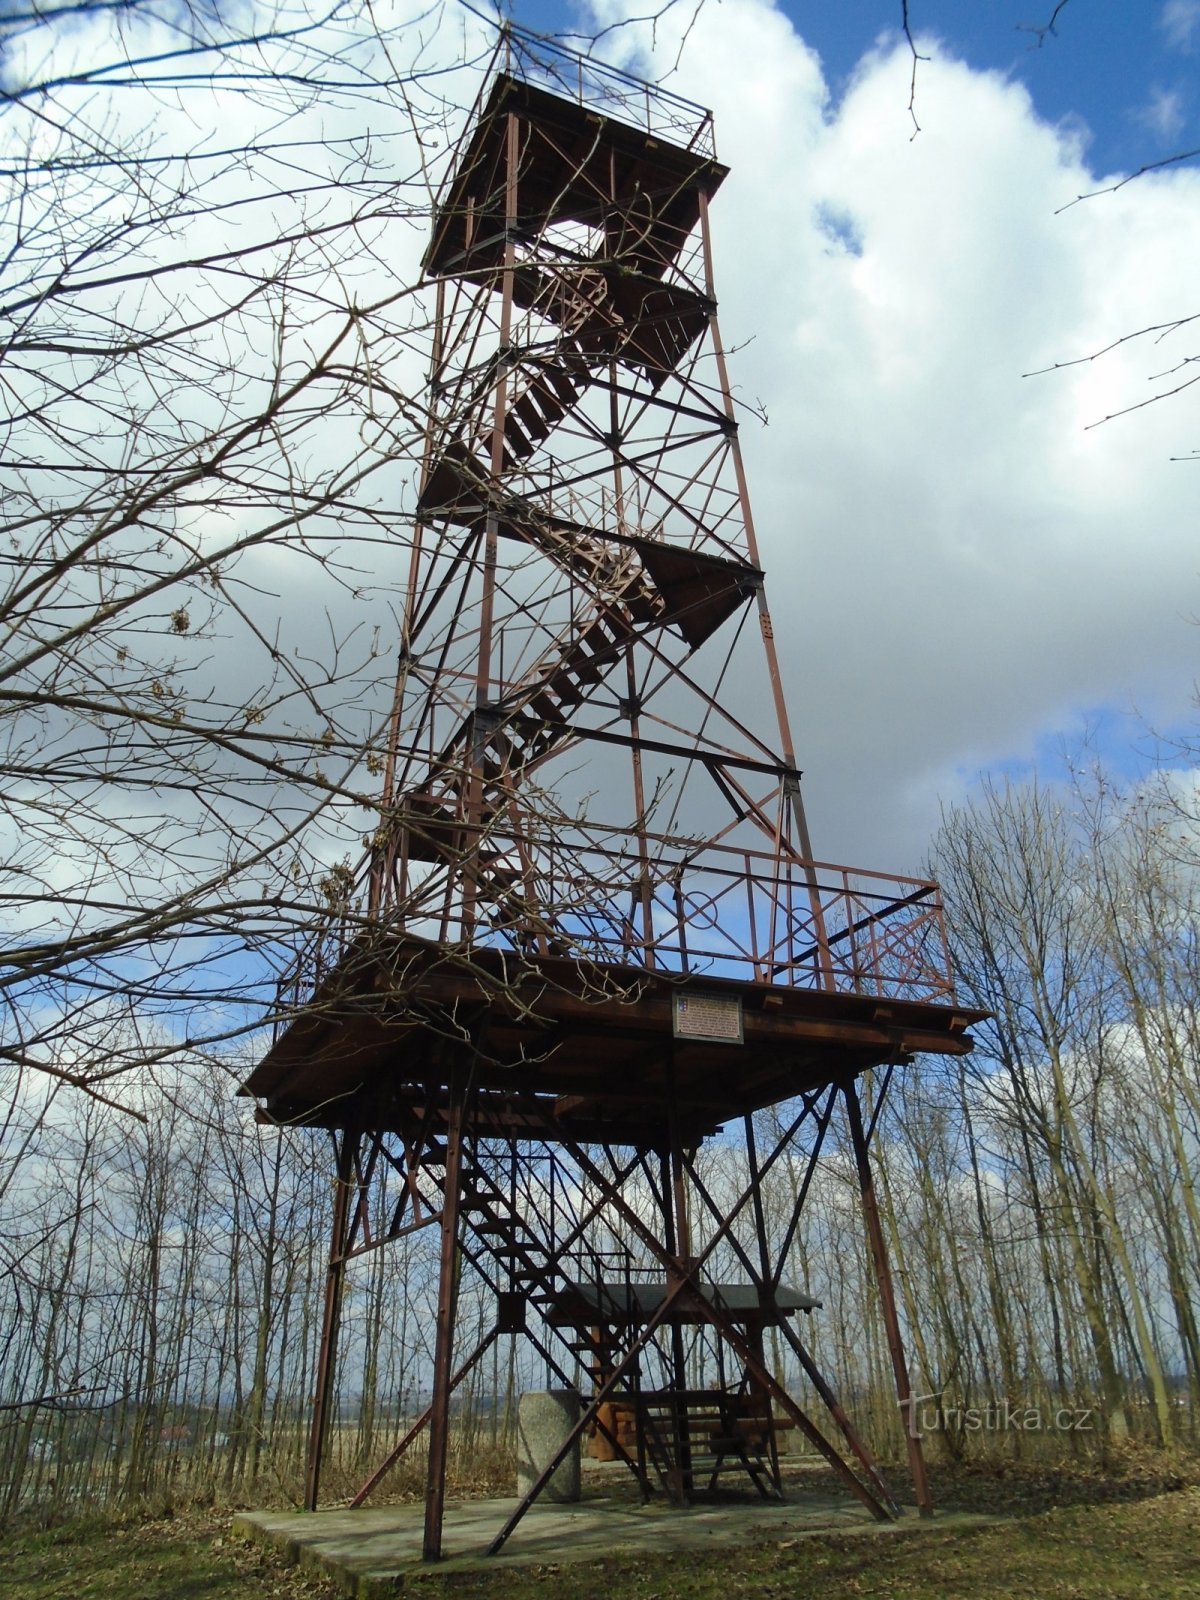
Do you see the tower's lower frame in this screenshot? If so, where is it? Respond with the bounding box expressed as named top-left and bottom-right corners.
top-left (248, 940), bottom-right (981, 1557)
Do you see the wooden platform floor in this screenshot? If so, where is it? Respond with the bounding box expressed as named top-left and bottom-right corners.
top-left (245, 935), bottom-right (983, 1146)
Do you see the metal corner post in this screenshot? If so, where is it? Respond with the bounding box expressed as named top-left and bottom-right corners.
top-left (843, 1079), bottom-right (934, 1517)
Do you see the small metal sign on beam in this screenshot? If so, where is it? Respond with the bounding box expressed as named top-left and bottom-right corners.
top-left (672, 990), bottom-right (743, 1045)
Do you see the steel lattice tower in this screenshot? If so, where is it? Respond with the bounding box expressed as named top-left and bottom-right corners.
top-left (246, 27), bottom-right (984, 1562)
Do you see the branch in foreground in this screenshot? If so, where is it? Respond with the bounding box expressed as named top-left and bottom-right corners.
top-left (1056, 146), bottom-right (1200, 213)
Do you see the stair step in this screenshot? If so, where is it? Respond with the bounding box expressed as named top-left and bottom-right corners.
top-left (460, 432), bottom-right (515, 475)
top-left (525, 379), bottom-right (569, 428)
top-left (512, 392), bottom-right (549, 439)
top-left (624, 588), bottom-right (660, 624)
top-left (567, 651), bottom-right (605, 685)
top-left (579, 616), bottom-right (617, 650)
top-left (503, 416), bottom-right (537, 459)
top-left (527, 689), bottom-right (562, 720)
top-left (543, 364), bottom-right (581, 404)
top-left (547, 675), bottom-right (583, 707)
top-left (526, 387), bottom-right (569, 432)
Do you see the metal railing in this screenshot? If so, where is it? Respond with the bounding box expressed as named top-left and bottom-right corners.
top-left (367, 814), bottom-right (955, 1004)
top-left (434, 18), bottom-right (718, 221)
top-left (502, 23), bottom-right (717, 158)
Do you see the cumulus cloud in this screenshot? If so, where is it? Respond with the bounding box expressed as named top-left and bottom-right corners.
top-left (587, 0), bottom-right (1200, 875)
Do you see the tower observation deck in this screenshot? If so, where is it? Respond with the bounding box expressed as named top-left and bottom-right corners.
top-left (244, 24), bottom-right (984, 1562)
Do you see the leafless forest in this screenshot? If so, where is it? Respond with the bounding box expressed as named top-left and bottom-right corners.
top-left (2, 0), bottom-right (1198, 1521)
top-left (7, 765), bottom-right (1199, 1516)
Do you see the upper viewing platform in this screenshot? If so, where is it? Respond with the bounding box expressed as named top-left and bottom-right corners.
top-left (424, 26), bottom-right (726, 281)
top-left (498, 23), bottom-right (718, 157)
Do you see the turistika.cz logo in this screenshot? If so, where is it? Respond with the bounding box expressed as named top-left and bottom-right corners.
top-left (903, 1393), bottom-right (1095, 1437)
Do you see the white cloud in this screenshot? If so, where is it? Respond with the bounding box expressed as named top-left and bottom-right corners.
top-left (1132, 85), bottom-right (1187, 140)
top-left (1160, 0), bottom-right (1200, 51)
top-left (589, 0), bottom-right (1200, 876)
top-left (18, 0), bottom-right (1196, 940)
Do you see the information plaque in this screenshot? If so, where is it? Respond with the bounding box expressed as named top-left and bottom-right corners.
top-left (672, 990), bottom-right (744, 1045)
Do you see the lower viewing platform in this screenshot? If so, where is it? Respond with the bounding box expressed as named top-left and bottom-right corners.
top-left (244, 932), bottom-right (984, 1145)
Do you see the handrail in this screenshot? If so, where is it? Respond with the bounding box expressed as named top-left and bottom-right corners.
top-left (432, 13), bottom-right (718, 219)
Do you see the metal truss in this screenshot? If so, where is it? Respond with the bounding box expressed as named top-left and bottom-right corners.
top-left (349, 23), bottom-right (955, 1000)
top-left (303, 1066), bottom-right (931, 1556)
top-left (247, 22), bottom-right (984, 1566)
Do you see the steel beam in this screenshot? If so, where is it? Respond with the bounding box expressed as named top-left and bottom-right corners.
top-left (304, 1128), bottom-right (358, 1512)
top-left (843, 1078), bottom-right (934, 1518)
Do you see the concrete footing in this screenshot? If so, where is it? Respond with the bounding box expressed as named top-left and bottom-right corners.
top-left (516, 1388), bottom-right (582, 1502)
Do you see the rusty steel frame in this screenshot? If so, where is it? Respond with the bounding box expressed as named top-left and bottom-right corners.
top-left (335, 19), bottom-right (959, 999)
top-left (304, 1126), bottom-right (357, 1513)
top-left (246, 21), bottom-right (981, 1564)
top-left (293, 1067), bottom-right (935, 1554)
top-left (300, 1074), bottom-right (919, 1551)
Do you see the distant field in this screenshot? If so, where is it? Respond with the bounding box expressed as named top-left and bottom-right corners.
top-left (6, 1461), bottom-right (1200, 1600)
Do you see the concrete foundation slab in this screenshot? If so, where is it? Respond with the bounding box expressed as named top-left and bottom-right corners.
top-left (233, 1468), bottom-right (995, 1597)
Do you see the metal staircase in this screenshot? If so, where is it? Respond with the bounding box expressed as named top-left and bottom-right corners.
top-left (247, 26), bottom-right (981, 1562)
top-left (367, 48), bottom-right (797, 958)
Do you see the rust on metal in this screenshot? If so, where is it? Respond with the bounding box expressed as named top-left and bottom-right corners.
top-left (244, 20), bottom-right (986, 1561)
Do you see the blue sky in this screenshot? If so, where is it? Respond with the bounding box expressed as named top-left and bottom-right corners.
top-left (798, 1), bottom-right (1197, 178)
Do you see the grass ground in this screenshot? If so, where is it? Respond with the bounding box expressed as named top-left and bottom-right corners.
top-left (5, 1457), bottom-right (1200, 1600)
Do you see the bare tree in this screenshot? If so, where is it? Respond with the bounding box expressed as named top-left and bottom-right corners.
top-left (0, 0), bottom-right (588, 1114)
top-left (928, 774), bottom-right (1197, 1447)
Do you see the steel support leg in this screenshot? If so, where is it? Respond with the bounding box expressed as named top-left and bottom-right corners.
top-left (844, 1079), bottom-right (934, 1517)
top-left (305, 1128), bottom-right (358, 1512)
top-left (423, 1089), bottom-right (466, 1559)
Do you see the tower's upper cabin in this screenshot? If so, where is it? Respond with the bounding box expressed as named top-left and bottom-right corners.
top-left (423, 32), bottom-right (727, 285)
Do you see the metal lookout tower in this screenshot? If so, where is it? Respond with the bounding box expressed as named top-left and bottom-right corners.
top-left (244, 26), bottom-right (984, 1561)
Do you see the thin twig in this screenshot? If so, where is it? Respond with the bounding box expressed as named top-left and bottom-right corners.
top-left (1057, 146), bottom-right (1200, 213)
top-left (1017, 0), bottom-right (1072, 49)
top-left (901, 2), bottom-right (927, 139)
top-left (1023, 312), bottom-right (1200, 379)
